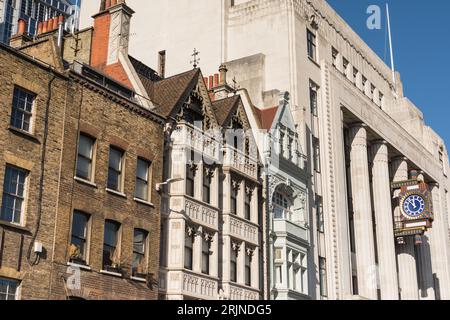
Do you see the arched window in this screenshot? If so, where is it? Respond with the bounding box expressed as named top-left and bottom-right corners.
top-left (273, 191), bottom-right (292, 221)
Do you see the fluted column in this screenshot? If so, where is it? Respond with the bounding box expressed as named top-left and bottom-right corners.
top-left (392, 157), bottom-right (419, 300)
top-left (348, 124), bottom-right (377, 300)
top-left (429, 183), bottom-right (450, 299)
top-left (370, 141), bottom-right (399, 299)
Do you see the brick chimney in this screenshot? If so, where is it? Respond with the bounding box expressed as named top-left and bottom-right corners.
top-left (9, 19), bottom-right (32, 48)
top-left (206, 64), bottom-right (234, 101)
top-left (90, 0), bottom-right (134, 87)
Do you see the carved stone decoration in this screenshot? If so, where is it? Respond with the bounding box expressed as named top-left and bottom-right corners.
top-left (231, 178), bottom-right (242, 191)
top-left (204, 166), bottom-right (216, 178)
top-left (203, 232), bottom-right (213, 243)
top-left (231, 242), bottom-right (241, 252)
top-left (187, 160), bottom-right (198, 173)
top-left (186, 225), bottom-right (198, 237)
top-left (246, 247), bottom-right (255, 257)
top-left (245, 183), bottom-right (255, 197)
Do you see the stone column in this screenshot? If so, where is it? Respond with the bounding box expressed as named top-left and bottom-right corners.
top-left (429, 184), bottom-right (450, 299)
top-left (348, 124), bottom-right (377, 299)
top-left (416, 232), bottom-right (435, 300)
top-left (370, 141), bottom-right (399, 299)
top-left (391, 157), bottom-right (419, 300)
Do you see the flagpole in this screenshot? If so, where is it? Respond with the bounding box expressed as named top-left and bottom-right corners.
top-left (386, 3), bottom-right (397, 94)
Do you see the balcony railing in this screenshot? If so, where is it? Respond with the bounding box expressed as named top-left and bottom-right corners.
top-left (184, 197), bottom-right (219, 230)
top-left (223, 214), bottom-right (259, 246)
top-left (160, 269), bottom-right (218, 300)
top-left (223, 283), bottom-right (259, 300)
top-left (172, 123), bottom-right (220, 161)
top-left (223, 146), bottom-right (258, 180)
top-left (166, 195), bottom-right (219, 230)
top-left (182, 271), bottom-right (218, 300)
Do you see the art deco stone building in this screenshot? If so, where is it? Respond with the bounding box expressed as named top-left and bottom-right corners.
top-left (78, 0), bottom-right (450, 300)
top-left (0, 0), bottom-right (168, 300)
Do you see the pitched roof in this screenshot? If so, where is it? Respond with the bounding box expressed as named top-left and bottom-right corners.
top-left (142, 69), bottom-right (200, 117)
top-left (212, 95), bottom-right (241, 126)
top-left (254, 106), bottom-right (278, 130)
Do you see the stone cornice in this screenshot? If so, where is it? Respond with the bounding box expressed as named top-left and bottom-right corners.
top-left (229, 0), bottom-right (395, 89)
top-left (331, 65), bottom-right (441, 181)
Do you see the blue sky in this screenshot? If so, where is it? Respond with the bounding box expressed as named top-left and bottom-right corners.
top-left (326, 0), bottom-right (450, 145)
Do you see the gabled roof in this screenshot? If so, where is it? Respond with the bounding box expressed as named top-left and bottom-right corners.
top-left (254, 106), bottom-right (278, 130)
top-left (141, 68), bottom-right (200, 117)
top-left (211, 95), bottom-right (241, 126)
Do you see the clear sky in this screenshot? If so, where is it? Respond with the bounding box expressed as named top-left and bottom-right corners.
top-left (326, 0), bottom-right (450, 145)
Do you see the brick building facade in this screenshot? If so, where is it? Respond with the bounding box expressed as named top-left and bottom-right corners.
top-left (0, 0), bottom-right (166, 300)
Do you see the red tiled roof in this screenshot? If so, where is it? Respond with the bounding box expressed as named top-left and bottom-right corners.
top-left (254, 106), bottom-right (278, 130)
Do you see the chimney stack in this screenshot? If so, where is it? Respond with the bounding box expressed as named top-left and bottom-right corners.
top-left (91, 0), bottom-right (134, 68)
top-left (10, 19), bottom-right (31, 48)
top-left (219, 64), bottom-right (228, 85)
top-left (209, 64), bottom-right (234, 100)
top-left (17, 19), bottom-right (26, 35)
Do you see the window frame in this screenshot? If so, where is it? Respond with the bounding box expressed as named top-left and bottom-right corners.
top-left (135, 158), bottom-right (152, 202)
top-left (186, 164), bottom-right (196, 198)
top-left (10, 86), bottom-right (36, 133)
top-left (201, 235), bottom-right (211, 275)
top-left (245, 252), bottom-right (252, 287)
top-left (230, 247), bottom-right (238, 283)
top-left (0, 165), bottom-right (28, 226)
top-left (76, 133), bottom-right (96, 182)
top-left (70, 210), bottom-right (91, 264)
top-left (244, 189), bottom-right (252, 221)
top-left (132, 229), bottom-right (148, 277)
top-left (0, 277), bottom-right (20, 300)
top-left (102, 220), bottom-right (121, 270)
top-left (231, 185), bottom-right (238, 215)
top-left (202, 167), bottom-right (212, 204)
top-left (307, 29), bottom-right (317, 61)
top-left (184, 230), bottom-right (194, 270)
top-left (319, 257), bottom-right (328, 298)
top-left (107, 146), bottom-right (125, 193)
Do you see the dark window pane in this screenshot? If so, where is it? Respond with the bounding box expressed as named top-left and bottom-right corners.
top-left (10, 87), bottom-right (35, 132)
top-left (1, 166), bottom-right (27, 224)
top-left (76, 134), bottom-right (94, 180)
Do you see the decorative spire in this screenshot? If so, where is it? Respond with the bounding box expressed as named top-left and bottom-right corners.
top-left (190, 48), bottom-right (200, 69)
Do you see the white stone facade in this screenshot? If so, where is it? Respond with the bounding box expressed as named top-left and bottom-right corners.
top-left (80, 0), bottom-right (450, 300)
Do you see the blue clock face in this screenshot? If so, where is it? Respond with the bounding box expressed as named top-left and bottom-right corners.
top-left (403, 194), bottom-right (426, 218)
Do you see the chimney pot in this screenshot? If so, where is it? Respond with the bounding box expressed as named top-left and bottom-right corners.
top-left (111, 0), bottom-right (117, 7)
top-left (17, 19), bottom-right (27, 35)
top-left (209, 75), bottom-right (214, 90)
top-left (105, 0), bottom-right (111, 9)
top-left (219, 64), bottom-right (228, 85)
top-left (214, 74), bottom-right (219, 88)
top-left (42, 20), bottom-right (48, 33)
top-left (37, 22), bottom-right (43, 35)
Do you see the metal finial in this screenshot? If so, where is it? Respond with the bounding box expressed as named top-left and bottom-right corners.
top-left (190, 48), bottom-right (200, 69)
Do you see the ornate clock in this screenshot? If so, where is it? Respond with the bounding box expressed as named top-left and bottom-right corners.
top-left (398, 186), bottom-right (433, 221)
top-left (401, 194), bottom-right (426, 219)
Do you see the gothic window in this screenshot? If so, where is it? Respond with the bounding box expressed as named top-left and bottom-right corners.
top-left (273, 191), bottom-right (292, 221)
